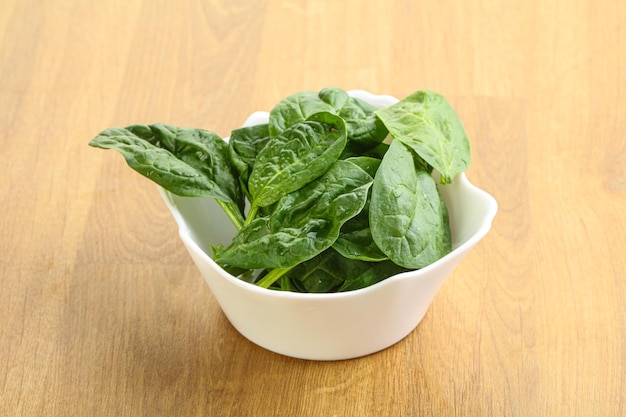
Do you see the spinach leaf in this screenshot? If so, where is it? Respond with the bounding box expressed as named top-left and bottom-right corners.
top-left (333, 208), bottom-right (387, 262)
top-left (214, 160), bottom-right (373, 273)
top-left (89, 124), bottom-right (245, 228)
top-left (229, 123), bottom-right (271, 180)
top-left (370, 140), bottom-right (451, 269)
top-left (246, 112), bottom-right (347, 222)
top-left (343, 156), bottom-right (381, 177)
top-left (228, 123), bottom-right (271, 199)
top-left (286, 248), bottom-right (408, 293)
top-left (319, 87), bottom-right (388, 148)
top-left (375, 90), bottom-right (470, 184)
top-left (268, 91), bottom-right (335, 138)
top-left (333, 156), bottom-right (387, 262)
top-left (288, 249), bottom-right (374, 293)
top-left (338, 261), bottom-right (409, 292)
top-left (269, 87), bottom-right (388, 148)
top-left (341, 140), bottom-right (390, 160)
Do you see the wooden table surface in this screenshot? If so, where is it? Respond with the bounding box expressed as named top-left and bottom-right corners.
top-left (2, 0), bottom-right (625, 415)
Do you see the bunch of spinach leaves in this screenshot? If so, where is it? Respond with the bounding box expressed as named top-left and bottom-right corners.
top-left (89, 87), bottom-right (470, 292)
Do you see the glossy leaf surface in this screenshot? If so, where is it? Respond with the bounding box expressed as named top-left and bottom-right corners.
top-left (215, 160), bottom-right (373, 269)
top-left (89, 124), bottom-right (244, 223)
top-left (375, 90), bottom-right (470, 183)
top-left (370, 140), bottom-right (451, 269)
top-left (248, 112), bottom-right (346, 209)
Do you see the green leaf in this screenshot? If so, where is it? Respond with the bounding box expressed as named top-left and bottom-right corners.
top-left (343, 156), bottom-right (381, 177)
top-left (338, 261), bottom-right (409, 292)
top-left (229, 123), bottom-right (270, 169)
top-left (288, 249), bottom-right (373, 293)
top-left (333, 207), bottom-right (388, 262)
top-left (268, 91), bottom-right (335, 138)
top-left (333, 158), bottom-right (387, 262)
top-left (319, 87), bottom-right (389, 147)
top-left (228, 123), bottom-right (271, 184)
top-left (288, 250), bottom-right (408, 293)
top-left (370, 140), bottom-right (451, 269)
top-left (375, 90), bottom-right (470, 183)
top-left (89, 124), bottom-right (245, 226)
top-left (247, 112), bottom-right (347, 212)
top-left (269, 87), bottom-right (388, 148)
top-left (228, 123), bottom-right (271, 200)
top-left (215, 160), bottom-right (373, 270)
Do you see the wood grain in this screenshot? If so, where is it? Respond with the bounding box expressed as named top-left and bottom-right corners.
top-left (1, 0), bottom-right (625, 415)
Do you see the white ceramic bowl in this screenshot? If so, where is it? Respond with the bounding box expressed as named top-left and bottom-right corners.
top-left (159, 90), bottom-right (497, 360)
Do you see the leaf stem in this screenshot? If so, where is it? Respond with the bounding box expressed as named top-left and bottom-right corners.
top-left (216, 200), bottom-right (244, 231)
top-left (256, 267), bottom-right (293, 289)
top-left (243, 203), bottom-right (259, 227)
top-left (279, 275), bottom-right (293, 291)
